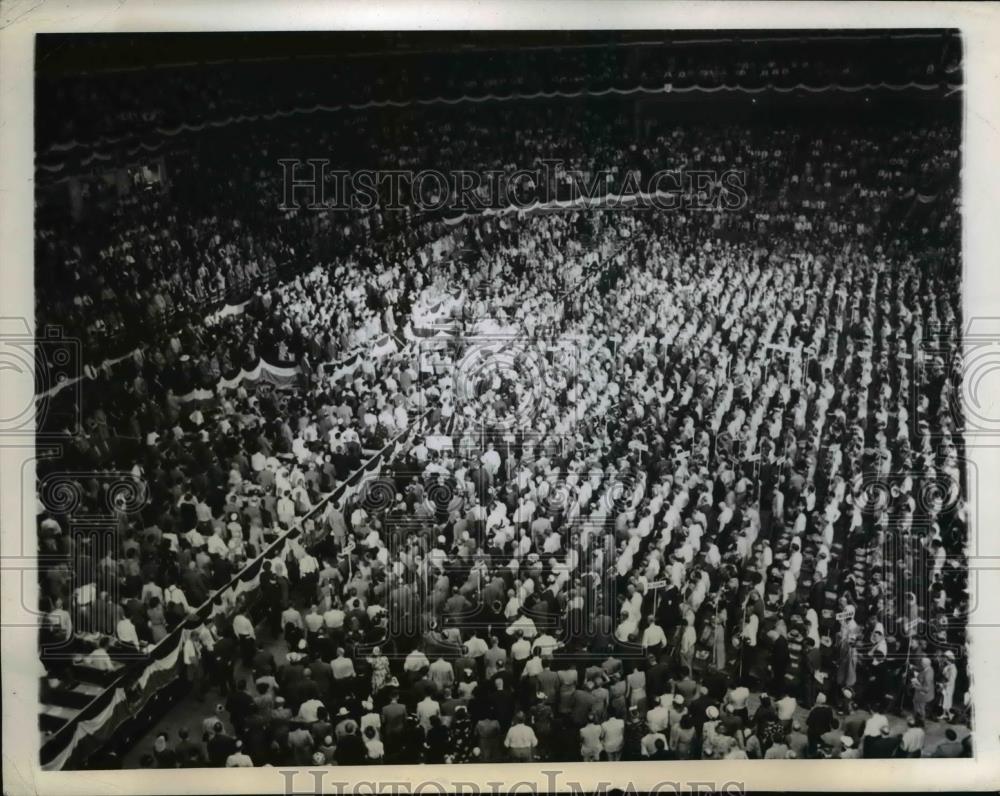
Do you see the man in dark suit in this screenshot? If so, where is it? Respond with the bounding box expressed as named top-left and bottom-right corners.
top-left (224, 680), bottom-right (255, 737)
top-left (862, 649), bottom-right (891, 710)
top-left (802, 636), bottom-right (824, 705)
top-left (768, 630), bottom-right (790, 692)
top-left (181, 561), bottom-right (211, 607)
top-left (212, 632), bottom-right (237, 695)
top-left (590, 612), bottom-right (614, 653)
top-left (381, 692), bottom-right (408, 754)
top-left (252, 641), bottom-right (277, 677)
top-left (175, 727), bottom-right (204, 767)
top-left (864, 726), bottom-right (901, 758)
top-left (646, 652), bottom-right (672, 704)
top-left (125, 597), bottom-right (151, 643)
top-left (535, 658), bottom-right (561, 706)
top-left (334, 724), bottom-right (367, 765)
top-left (279, 654), bottom-right (306, 693)
top-left (805, 692), bottom-right (835, 755)
top-left (656, 584), bottom-right (683, 631)
top-left (307, 654), bottom-right (334, 701)
top-left (206, 722), bottom-right (237, 766)
top-left (688, 684), bottom-right (714, 733)
top-left (287, 668), bottom-right (321, 713)
top-left (570, 681), bottom-right (597, 728)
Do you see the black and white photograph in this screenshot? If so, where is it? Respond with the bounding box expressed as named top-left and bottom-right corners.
top-left (4, 3), bottom-right (1000, 794)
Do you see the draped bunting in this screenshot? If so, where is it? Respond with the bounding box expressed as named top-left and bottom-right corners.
top-left (469, 319), bottom-right (520, 337)
top-left (175, 387), bottom-right (216, 404)
top-left (438, 186), bottom-right (717, 226)
top-left (35, 226), bottom-right (451, 403)
top-left (36, 79), bottom-right (959, 174)
top-left (215, 359), bottom-right (299, 391)
top-left (406, 323), bottom-right (460, 339)
top-left (900, 187), bottom-right (944, 204)
top-left (40, 628), bottom-right (185, 771)
top-left (369, 333), bottom-right (399, 359)
top-left (33, 295), bottom-right (255, 403)
top-left (39, 411), bottom-right (429, 770)
top-left (319, 350), bottom-right (362, 382)
top-left (41, 687), bottom-right (128, 771)
top-left (36, 316), bottom-right (411, 405)
top-left (204, 297), bottom-right (253, 323)
top-left (35, 224), bottom-right (454, 766)
top-left (35, 350), bottom-right (300, 404)
top-left (408, 288), bottom-right (466, 338)
top-left (413, 289), bottom-right (465, 323)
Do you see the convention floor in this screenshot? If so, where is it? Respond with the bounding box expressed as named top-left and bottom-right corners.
top-left (121, 621), bottom-right (971, 767)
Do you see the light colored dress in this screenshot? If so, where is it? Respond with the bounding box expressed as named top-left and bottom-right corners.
top-left (712, 622), bottom-right (727, 671)
top-left (627, 669), bottom-right (647, 714)
top-left (367, 654), bottom-right (391, 693)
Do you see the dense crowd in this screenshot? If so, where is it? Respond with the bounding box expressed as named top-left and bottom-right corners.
top-left (35, 39), bottom-right (969, 769)
top-left (36, 96), bottom-right (958, 361)
top-left (36, 223), bottom-right (452, 660)
top-left (103, 196), bottom-right (972, 768)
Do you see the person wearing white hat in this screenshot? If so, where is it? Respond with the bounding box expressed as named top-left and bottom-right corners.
top-left (700, 705), bottom-right (722, 759)
top-left (332, 706), bottom-right (359, 742)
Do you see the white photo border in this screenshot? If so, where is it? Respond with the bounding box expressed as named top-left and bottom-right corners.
top-left (3, 1), bottom-right (1000, 793)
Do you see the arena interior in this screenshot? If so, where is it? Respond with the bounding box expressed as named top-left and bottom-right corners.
top-left (33, 31), bottom-right (971, 769)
